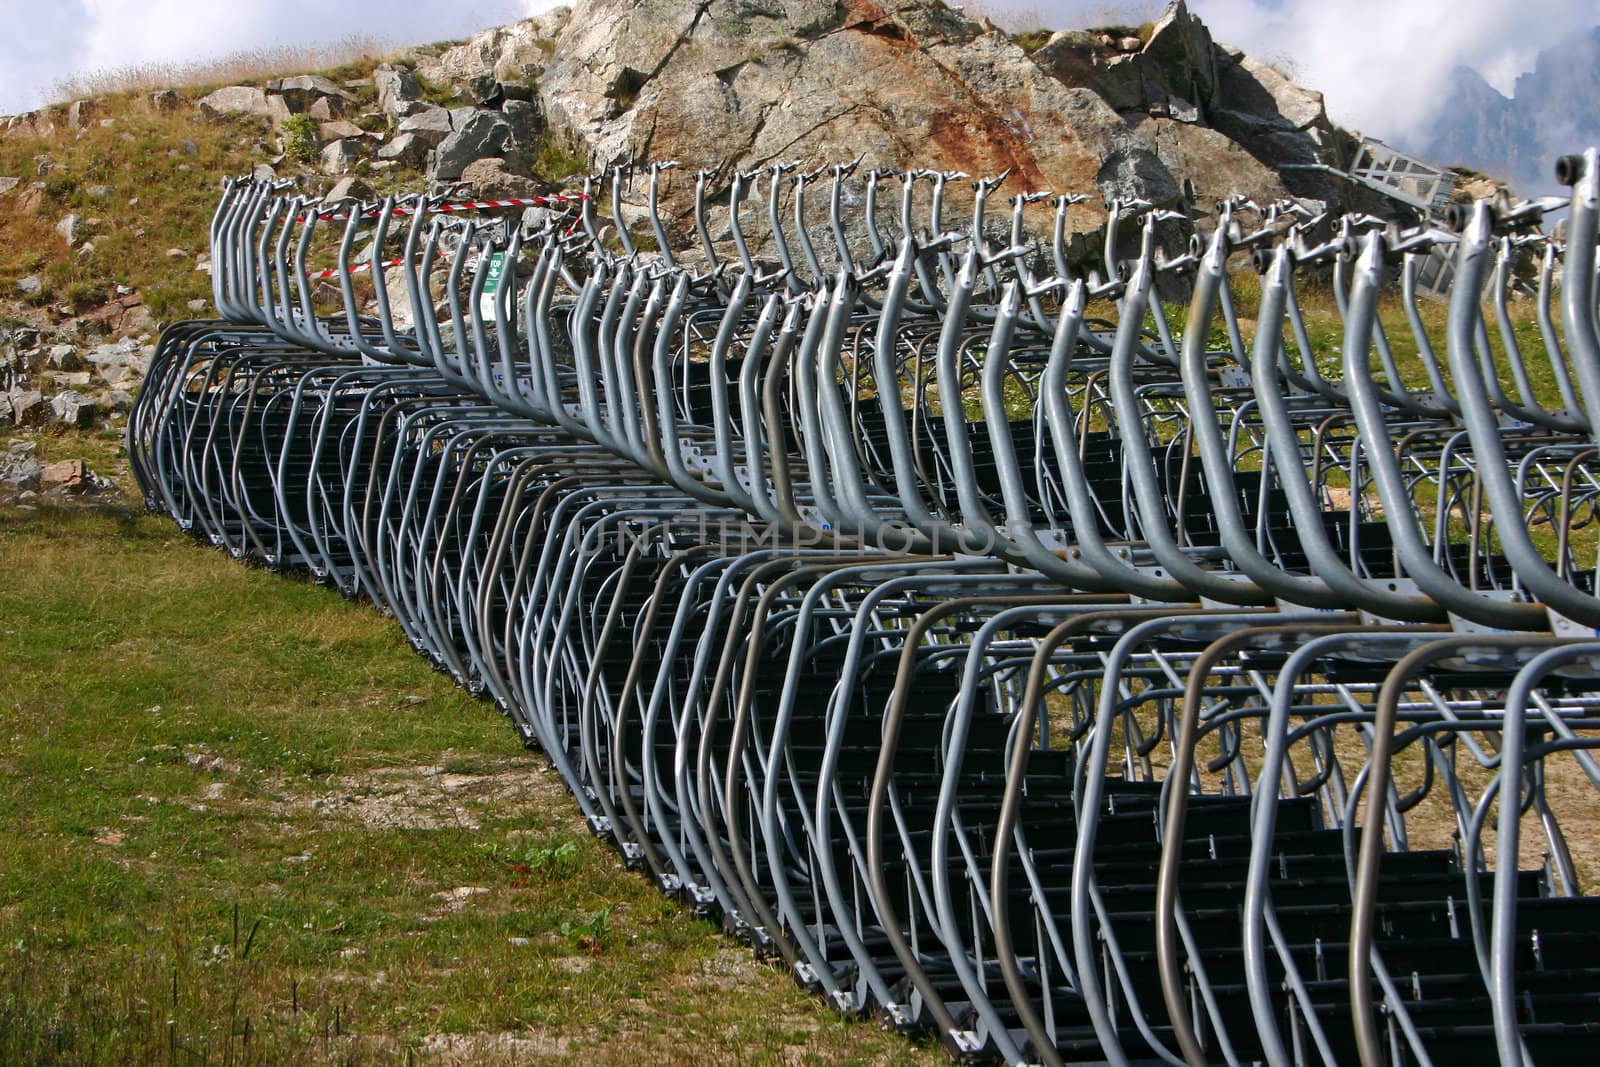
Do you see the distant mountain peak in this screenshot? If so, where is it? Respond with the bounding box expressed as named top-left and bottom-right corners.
top-left (1409, 25), bottom-right (1600, 195)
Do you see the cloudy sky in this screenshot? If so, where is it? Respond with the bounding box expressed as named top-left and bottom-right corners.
top-left (3, 0), bottom-right (545, 113)
top-left (4, 0), bottom-right (1596, 146)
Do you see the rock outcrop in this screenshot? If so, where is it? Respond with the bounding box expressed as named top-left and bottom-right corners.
top-left (12, 0), bottom-right (1363, 281)
top-left (415, 6), bottom-right (575, 87)
top-left (414, 0), bottom-right (1350, 242)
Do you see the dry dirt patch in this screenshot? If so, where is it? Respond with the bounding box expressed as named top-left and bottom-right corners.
top-left (273, 754), bottom-right (568, 831)
top-left (417, 1030), bottom-right (579, 1062)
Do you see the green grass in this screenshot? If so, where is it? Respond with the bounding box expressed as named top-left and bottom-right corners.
top-left (1009, 29), bottom-right (1052, 54)
top-left (0, 489), bottom-right (936, 1066)
top-left (281, 114), bottom-right (319, 164)
top-left (528, 133), bottom-right (589, 186)
top-left (1, 63), bottom-right (592, 328)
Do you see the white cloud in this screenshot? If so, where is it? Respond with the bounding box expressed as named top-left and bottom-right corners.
top-left (1189, 0), bottom-right (1594, 141)
top-left (0, 0), bottom-right (564, 114)
top-left (1007, 0), bottom-right (1598, 143)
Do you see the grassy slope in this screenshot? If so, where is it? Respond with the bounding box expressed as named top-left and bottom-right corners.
top-left (1, 101), bottom-right (252, 323)
top-left (0, 54), bottom-right (581, 329)
top-left (0, 66), bottom-right (382, 324)
top-left (0, 492), bottom-right (934, 1066)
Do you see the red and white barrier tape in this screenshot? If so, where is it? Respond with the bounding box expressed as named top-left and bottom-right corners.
top-left (311, 192), bottom-right (589, 222)
top-left (306, 257), bottom-right (411, 280)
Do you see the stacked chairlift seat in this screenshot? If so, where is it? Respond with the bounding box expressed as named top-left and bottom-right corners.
top-left (125, 148), bottom-right (1600, 1066)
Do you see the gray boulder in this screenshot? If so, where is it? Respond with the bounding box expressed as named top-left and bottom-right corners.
top-left (50, 390), bottom-right (97, 427)
top-left (96, 363), bottom-right (135, 387)
top-left (0, 452), bottom-right (42, 491)
top-left (55, 213), bottom-right (83, 247)
top-left (397, 107), bottom-right (455, 146)
top-left (1209, 48), bottom-right (1332, 159)
top-left (1140, 1), bottom-right (1218, 102)
top-left (270, 75), bottom-right (356, 114)
top-left (500, 98), bottom-right (545, 172)
top-left (460, 157), bottom-right (540, 199)
top-left (531, 0), bottom-right (1151, 237)
top-left (10, 389), bottom-right (45, 425)
top-left (319, 120), bottom-right (368, 141)
top-left (46, 344), bottom-right (80, 371)
top-left (197, 86), bottom-right (291, 122)
top-left (374, 64), bottom-right (423, 118)
top-left (382, 0), bottom-right (1351, 253)
top-left (502, 98), bottom-right (545, 147)
top-left (325, 175), bottom-right (375, 202)
top-left (432, 110), bottom-right (512, 181)
top-left (320, 139), bottom-right (361, 175)
top-left (1095, 146), bottom-right (1182, 206)
top-left (377, 133), bottom-right (430, 167)
top-left (67, 99), bottom-right (96, 131)
top-left (85, 340), bottom-right (152, 379)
